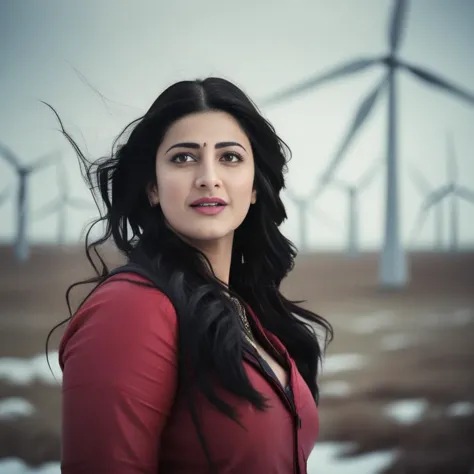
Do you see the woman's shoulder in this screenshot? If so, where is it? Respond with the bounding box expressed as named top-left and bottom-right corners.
top-left (59, 271), bottom-right (179, 401)
top-left (90, 271), bottom-right (174, 309)
top-left (59, 271), bottom-right (177, 360)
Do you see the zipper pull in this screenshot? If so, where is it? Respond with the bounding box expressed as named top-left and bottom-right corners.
top-left (296, 414), bottom-right (302, 429)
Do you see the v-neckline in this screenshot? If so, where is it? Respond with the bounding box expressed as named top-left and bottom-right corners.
top-left (235, 299), bottom-right (291, 392)
top-left (244, 340), bottom-right (291, 392)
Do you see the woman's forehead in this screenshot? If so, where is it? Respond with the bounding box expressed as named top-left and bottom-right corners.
top-left (161, 111), bottom-right (249, 146)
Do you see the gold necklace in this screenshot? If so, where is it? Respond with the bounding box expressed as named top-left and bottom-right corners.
top-left (228, 295), bottom-right (256, 345)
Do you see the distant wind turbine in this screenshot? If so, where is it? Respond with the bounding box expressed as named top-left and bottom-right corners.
top-left (408, 165), bottom-right (444, 251)
top-left (0, 143), bottom-right (59, 261)
top-left (414, 133), bottom-right (474, 253)
top-left (330, 162), bottom-right (382, 257)
top-left (33, 160), bottom-right (93, 245)
top-left (446, 133), bottom-right (460, 253)
top-left (285, 187), bottom-right (337, 253)
top-left (262, 0), bottom-right (474, 288)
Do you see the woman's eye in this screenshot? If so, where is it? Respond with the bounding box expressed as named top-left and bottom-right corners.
top-left (171, 153), bottom-right (195, 164)
top-left (221, 153), bottom-right (242, 163)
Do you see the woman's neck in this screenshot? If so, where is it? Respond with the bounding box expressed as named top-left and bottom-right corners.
top-left (188, 235), bottom-right (234, 286)
top-left (200, 243), bottom-right (232, 285)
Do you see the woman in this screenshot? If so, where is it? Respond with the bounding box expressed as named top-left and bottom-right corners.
top-left (47, 77), bottom-right (333, 473)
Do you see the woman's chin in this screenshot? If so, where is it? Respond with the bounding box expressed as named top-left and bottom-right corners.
top-left (179, 229), bottom-right (235, 247)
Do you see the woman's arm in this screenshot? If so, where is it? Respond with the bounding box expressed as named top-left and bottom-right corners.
top-left (59, 275), bottom-right (178, 473)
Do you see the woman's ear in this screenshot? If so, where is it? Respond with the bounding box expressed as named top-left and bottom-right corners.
top-left (146, 183), bottom-right (160, 206)
top-left (251, 189), bottom-right (257, 204)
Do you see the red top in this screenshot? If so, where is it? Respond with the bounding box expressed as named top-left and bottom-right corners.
top-left (59, 273), bottom-right (319, 473)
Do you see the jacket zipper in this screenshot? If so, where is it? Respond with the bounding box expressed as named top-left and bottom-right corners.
top-left (244, 350), bottom-right (301, 474)
top-left (253, 333), bottom-right (302, 428)
top-left (243, 310), bottom-right (303, 473)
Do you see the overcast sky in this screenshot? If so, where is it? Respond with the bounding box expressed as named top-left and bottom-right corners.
top-left (1, 0), bottom-right (473, 251)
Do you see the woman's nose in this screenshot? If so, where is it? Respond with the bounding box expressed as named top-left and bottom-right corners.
top-left (194, 160), bottom-right (222, 189)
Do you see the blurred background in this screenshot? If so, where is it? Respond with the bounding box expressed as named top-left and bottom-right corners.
top-left (0, 0), bottom-right (473, 473)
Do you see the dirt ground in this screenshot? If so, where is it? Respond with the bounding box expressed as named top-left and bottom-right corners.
top-left (0, 245), bottom-right (473, 473)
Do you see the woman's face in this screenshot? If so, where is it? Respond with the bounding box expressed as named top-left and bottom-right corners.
top-left (149, 110), bottom-right (256, 248)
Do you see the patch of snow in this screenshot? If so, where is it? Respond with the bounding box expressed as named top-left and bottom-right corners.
top-left (422, 308), bottom-right (474, 328)
top-left (320, 381), bottom-right (351, 398)
top-left (0, 398), bottom-right (35, 420)
top-left (383, 399), bottom-right (427, 425)
top-left (350, 311), bottom-right (397, 334)
top-left (322, 354), bottom-right (368, 374)
top-left (0, 459), bottom-right (59, 474)
top-left (307, 442), bottom-right (397, 474)
top-left (379, 333), bottom-right (418, 351)
top-left (446, 401), bottom-right (474, 417)
top-left (0, 352), bottom-right (61, 386)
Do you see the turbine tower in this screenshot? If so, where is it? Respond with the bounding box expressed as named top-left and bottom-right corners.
top-left (0, 143), bottom-right (59, 261)
top-left (285, 187), bottom-right (337, 253)
top-left (262, 0), bottom-right (474, 288)
top-left (409, 165), bottom-right (444, 250)
top-left (330, 161), bottom-right (382, 257)
top-left (33, 160), bottom-right (93, 245)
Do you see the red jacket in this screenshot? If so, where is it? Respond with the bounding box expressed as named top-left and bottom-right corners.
top-left (59, 273), bottom-right (319, 473)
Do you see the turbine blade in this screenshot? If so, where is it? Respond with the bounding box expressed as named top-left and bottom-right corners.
top-left (455, 186), bottom-right (474, 204)
top-left (329, 178), bottom-right (350, 191)
top-left (309, 205), bottom-right (339, 230)
top-left (420, 185), bottom-right (451, 212)
top-left (409, 165), bottom-right (432, 194)
top-left (313, 78), bottom-right (387, 197)
top-left (401, 61), bottom-right (474, 105)
top-left (358, 160), bottom-right (382, 190)
top-left (0, 142), bottom-right (20, 169)
top-left (389, 0), bottom-right (408, 54)
top-left (408, 206), bottom-right (430, 243)
top-left (284, 187), bottom-right (300, 203)
top-left (33, 198), bottom-right (61, 220)
top-left (31, 151), bottom-right (61, 172)
top-left (261, 58), bottom-right (380, 106)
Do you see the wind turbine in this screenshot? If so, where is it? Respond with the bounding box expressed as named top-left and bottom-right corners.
top-left (416, 134), bottom-right (474, 253)
top-left (33, 159), bottom-right (93, 245)
top-left (0, 143), bottom-right (59, 262)
top-left (329, 161), bottom-right (382, 257)
top-left (408, 165), bottom-right (444, 251)
top-left (262, 0), bottom-right (474, 288)
top-left (284, 187), bottom-right (337, 253)
top-left (446, 133), bottom-right (460, 253)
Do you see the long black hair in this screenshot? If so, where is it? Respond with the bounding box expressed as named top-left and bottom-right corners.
top-left (46, 76), bottom-right (333, 428)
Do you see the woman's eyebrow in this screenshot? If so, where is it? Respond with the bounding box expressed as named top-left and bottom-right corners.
top-left (165, 141), bottom-right (246, 153)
